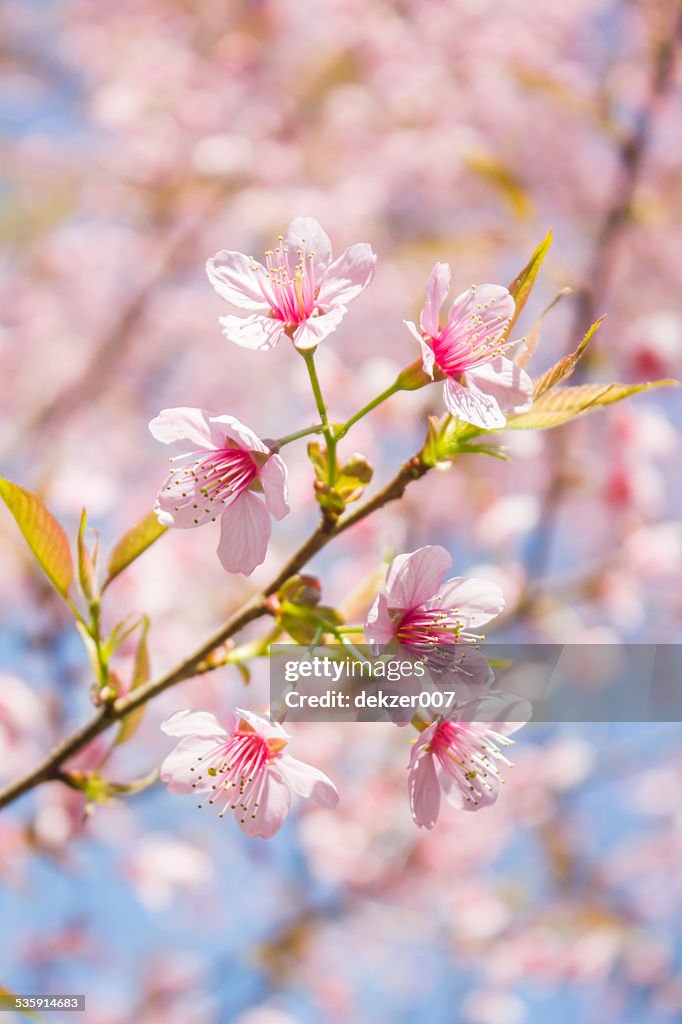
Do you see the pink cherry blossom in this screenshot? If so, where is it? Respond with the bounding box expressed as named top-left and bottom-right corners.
top-left (408, 693), bottom-right (531, 828)
top-left (365, 546), bottom-right (505, 684)
top-left (405, 263), bottom-right (532, 428)
top-left (150, 407), bottom-right (289, 576)
top-left (160, 708), bottom-right (339, 838)
top-left (206, 216), bottom-right (376, 351)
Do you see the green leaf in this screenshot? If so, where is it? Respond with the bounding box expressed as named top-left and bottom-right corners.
top-left (64, 768), bottom-right (158, 802)
top-left (313, 482), bottom-right (346, 516)
top-left (77, 508), bottom-right (97, 601)
top-left (234, 661), bottom-right (251, 685)
top-left (0, 479), bottom-right (73, 597)
top-left (280, 602), bottom-right (343, 644)
top-left (456, 443), bottom-right (509, 461)
top-left (505, 230), bottom-right (552, 337)
top-left (307, 441), bottom-right (328, 483)
top-left (104, 511), bottom-right (166, 589)
top-left (115, 616), bottom-right (150, 746)
top-left (310, 447), bottom-right (373, 512)
top-left (421, 414), bottom-right (485, 466)
top-left (278, 574), bottom-right (322, 608)
top-left (506, 379), bottom-right (678, 430)
top-left (75, 620), bottom-right (101, 678)
top-left (532, 318), bottom-right (603, 398)
top-left (334, 453), bottom-right (373, 502)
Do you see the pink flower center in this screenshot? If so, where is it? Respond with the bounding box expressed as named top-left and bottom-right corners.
top-left (255, 238), bottom-right (318, 324)
top-left (192, 730), bottom-right (277, 823)
top-left (167, 443), bottom-right (259, 524)
top-left (431, 304), bottom-right (512, 376)
top-left (428, 720), bottom-right (513, 806)
top-left (396, 605), bottom-right (484, 672)
top-left (195, 447), bottom-right (258, 502)
top-left (396, 606), bottom-right (466, 648)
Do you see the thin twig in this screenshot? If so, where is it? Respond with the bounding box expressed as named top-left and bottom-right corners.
top-left (0, 453), bottom-right (429, 811)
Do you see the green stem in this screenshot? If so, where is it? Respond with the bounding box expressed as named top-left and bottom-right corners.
top-left (335, 380), bottom-right (402, 441)
top-left (229, 626), bottom-right (283, 663)
top-left (65, 596), bottom-right (88, 629)
top-left (89, 600), bottom-right (110, 687)
top-left (302, 350), bottom-right (337, 483)
top-left (274, 423), bottom-right (325, 450)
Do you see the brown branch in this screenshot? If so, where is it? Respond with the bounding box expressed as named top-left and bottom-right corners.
top-left (0, 453), bottom-right (429, 812)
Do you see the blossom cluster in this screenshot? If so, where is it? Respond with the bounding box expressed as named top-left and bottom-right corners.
top-left (152, 218), bottom-right (530, 577)
top-left (153, 218), bottom-right (533, 836)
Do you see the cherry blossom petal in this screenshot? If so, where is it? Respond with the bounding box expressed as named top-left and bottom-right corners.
top-left (466, 356), bottom-right (533, 414)
top-left (160, 736), bottom-right (222, 794)
top-left (434, 647), bottom-right (495, 695)
top-left (316, 243), bottom-right (376, 307)
top-left (408, 730), bottom-right (441, 828)
top-left (291, 306), bottom-right (347, 350)
top-left (384, 545), bottom-right (452, 610)
top-left (206, 251), bottom-right (271, 312)
top-left (219, 313), bottom-right (286, 351)
top-left (420, 262), bottom-right (451, 336)
top-left (285, 217), bottom-right (333, 277)
top-left (433, 577), bottom-right (506, 627)
top-left (277, 753), bottom-right (339, 807)
top-left (149, 408), bottom-right (215, 451)
top-left (443, 376), bottom-right (506, 429)
top-left (447, 283), bottom-right (515, 340)
top-left (440, 763), bottom-right (501, 811)
top-left (235, 708), bottom-right (290, 743)
top-left (457, 694), bottom-right (532, 738)
top-left (154, 471), bottom-right (217, 529)
top-left (210, 414), bottom-right (268, 454)
top-left (239, 770), bottom-right (292, 838)
top-left (161, 709), bottom-right (228, 738)
top-left (364, 593), bottom-right (396, 646)
top-left (405, 320), bottom-right (436, 377)
top-left (217, 491), bottom-right (271, 575)
top-left (259, 454), bottom-right (290, 520)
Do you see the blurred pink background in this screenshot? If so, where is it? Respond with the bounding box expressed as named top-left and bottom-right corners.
top-left (1, 1), bottom-right (681, 1022)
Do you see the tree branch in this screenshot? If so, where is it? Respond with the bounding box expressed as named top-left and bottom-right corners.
top-left (0, 453), bottom-right (429, 812)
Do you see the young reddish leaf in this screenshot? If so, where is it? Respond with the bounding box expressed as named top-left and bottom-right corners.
top-left (104, 512), bottom-right (166, 589)
top-left (532, 318), bottom-right (604, 399)
top-left (0, 478), bottom-right (74, 597)
top-left (506, 379), bottom-right (678, 430)
top-left (505, 229), bottom-right (552, 337)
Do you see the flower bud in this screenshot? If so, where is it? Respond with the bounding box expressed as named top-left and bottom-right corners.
top-left (395, 359), bottom-right (436, 391)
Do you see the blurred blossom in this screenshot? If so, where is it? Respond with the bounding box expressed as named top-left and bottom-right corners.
top-left (0, 674), bottom-right (50, 779)
top-left (463, 990), bottom-right (526, 1024)
top-left (0, 0), bottom-right (681, 1020)
top-left (623, 312), bottom-right (682, 381)
top-left (123, 834), bottom-right (214, 910)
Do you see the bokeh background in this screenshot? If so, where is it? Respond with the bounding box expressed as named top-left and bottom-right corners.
top-left (1, 1), bottom-right (681, 1021)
